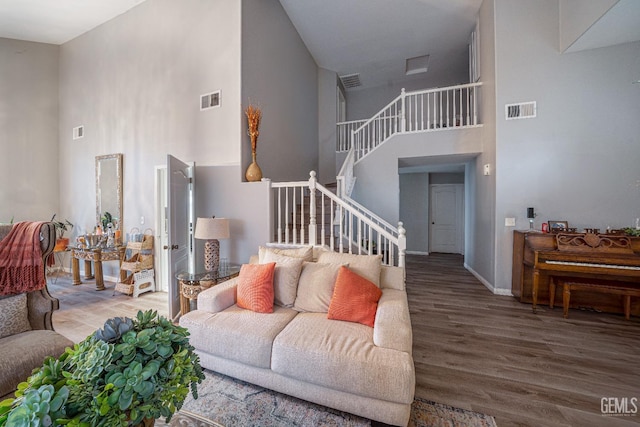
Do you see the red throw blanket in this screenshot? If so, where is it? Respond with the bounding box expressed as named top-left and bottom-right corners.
top-left (0, 221), bottom-right (46, 295)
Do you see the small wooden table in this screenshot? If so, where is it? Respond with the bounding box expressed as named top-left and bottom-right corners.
top-left (176, 266), bottom-right (240, 315)
top-left (71, 246), bottom-right (126, 291)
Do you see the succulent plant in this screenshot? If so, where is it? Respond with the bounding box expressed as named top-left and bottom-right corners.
top-left (95, 316), bottom-right (134, 343)
top-left (3, 385), bottom-right (68, 427)
top-left (0, 310), bottom-right (204, 427)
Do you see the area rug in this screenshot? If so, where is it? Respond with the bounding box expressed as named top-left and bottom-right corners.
top-left (158, 370), bottom-right (497, 427)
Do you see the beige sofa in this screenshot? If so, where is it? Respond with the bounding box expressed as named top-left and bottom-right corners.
top-left (0, 222), bottom-right (74, 399)
top-left (180, 248), bottom-right (415, 426)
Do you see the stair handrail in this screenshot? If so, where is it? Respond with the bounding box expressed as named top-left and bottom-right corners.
top-left (336, 147), bottom-right (355, 198)
top-left (351, 82), bottom-right (483, 163)
top-left (270, 171), bottom-right (406, 267)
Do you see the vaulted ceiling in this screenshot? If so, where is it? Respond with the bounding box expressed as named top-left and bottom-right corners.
top-left (1, 0), bottom-right (639, 91)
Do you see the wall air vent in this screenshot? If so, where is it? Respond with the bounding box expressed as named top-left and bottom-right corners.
top-left (339, 73), bottom-right (362, 89)
top-left (200, 90), bottom-right (221, 111)
top-left (72, 125), bottom-right (84, 140)
top-left (505, 101), bottom-right (536, 120)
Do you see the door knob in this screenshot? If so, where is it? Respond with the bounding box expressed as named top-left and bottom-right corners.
top-left (172, 245), bottom-right (179, 250)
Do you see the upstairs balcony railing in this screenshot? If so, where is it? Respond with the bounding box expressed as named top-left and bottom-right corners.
top-left (270, 172), bottom-right (406, 267)
top-left (336, 82), bottom-right (482, 161)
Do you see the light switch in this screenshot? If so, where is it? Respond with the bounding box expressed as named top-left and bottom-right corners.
top-left (505, 217), bottom-right (516, 227)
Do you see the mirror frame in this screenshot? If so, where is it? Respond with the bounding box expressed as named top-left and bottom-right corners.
top-left (96, 153), bottom-right (123, 233)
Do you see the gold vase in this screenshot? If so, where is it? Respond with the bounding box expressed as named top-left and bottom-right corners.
top-left (245, 152), bottom-right (262, 182)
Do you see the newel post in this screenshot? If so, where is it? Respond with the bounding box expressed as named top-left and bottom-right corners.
top-left (397, 221), bottom-right (406, 268)
top-left (400, 88), bottom-right (406, 133)
top-left (308, 171), bottom-right (317, 246)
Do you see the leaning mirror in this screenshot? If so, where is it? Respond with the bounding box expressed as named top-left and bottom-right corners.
top-left (96, 153), bottom-right (123, 234)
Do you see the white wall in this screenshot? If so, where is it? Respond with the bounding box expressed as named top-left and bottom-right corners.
top-left (559, 0), bottom-right (618, 52)
top-left (0, 38), bottom-right (59, 223)
top-left (241, 0), bottom-right (318, 183)
top-left (493, 0), bottom-right (640, 292)
top-left (59, 0), bottom-right (242, 241)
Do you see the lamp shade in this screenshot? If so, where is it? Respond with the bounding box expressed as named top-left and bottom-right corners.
top-left (194, 217), bottom-right (230, 240)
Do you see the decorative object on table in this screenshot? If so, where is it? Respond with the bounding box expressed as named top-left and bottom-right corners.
top-left (244, 103), bottom-right (263, 182)
top-left (115, 229), bottom-right (154, 297)
top-left (194, 217), bottom-right (230, 273)
top-left (0, 310), bottom-right (204, 427)
top-left (50, 214), bottom-right (73, 251)
top-left (527, 207), bottom-right (536, 230)
top-left (548, 220), bottom-right (568, 233)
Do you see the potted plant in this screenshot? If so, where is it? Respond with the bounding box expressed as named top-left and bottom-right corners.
top-left (51, 214), bottom-right (74, 251)
top-left (0, 310), bottom-right (204, 427)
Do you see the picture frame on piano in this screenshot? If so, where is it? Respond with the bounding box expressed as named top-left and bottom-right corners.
top-left (548, 220), bottom-right (568, 233)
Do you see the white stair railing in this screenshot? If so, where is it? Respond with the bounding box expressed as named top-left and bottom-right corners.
top-left (336, 119), bottom-right (366, 152)
top-left (271, 171), bottom-right (406, 267)
top-left (352, 82), bottom-right (482, 162)
top-left (336, 147), bottom-right (355, 198)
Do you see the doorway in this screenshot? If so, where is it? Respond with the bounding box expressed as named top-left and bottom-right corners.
top-left (154, 155), bottom-right (195, 319)
top-left (429, 183), bottom-right (464, 254)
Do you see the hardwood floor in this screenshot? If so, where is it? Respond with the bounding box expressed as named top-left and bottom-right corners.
top-left (48, 254), bottom-right (640, 426)
top-left (407, 253), bottom-right (640, 427)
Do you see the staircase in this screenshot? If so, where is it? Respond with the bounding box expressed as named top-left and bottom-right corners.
top-left (269, 172), bottom-right (406, 267)
top-left (336, 82), bottom-right (483, 161)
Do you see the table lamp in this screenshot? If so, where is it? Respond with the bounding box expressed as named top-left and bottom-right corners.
top-left (194, 217), bottom-right (230, 273)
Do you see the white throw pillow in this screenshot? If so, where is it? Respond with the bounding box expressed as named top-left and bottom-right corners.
top-left (294, 262), bottom-right (345, 313)
top-left (0, 293), bottom-right (31, 339)
top-left (261, 251), bottom-right (304, 308)
top-left (258, 246), bottom-right (313, 263)
top-left (315, 252), bottom-right (383, 287)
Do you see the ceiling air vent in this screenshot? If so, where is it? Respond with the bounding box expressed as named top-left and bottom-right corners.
top-left (505, 101), bottom-right (536, 120)
top-left (339, 73), bottom-right (362, 89)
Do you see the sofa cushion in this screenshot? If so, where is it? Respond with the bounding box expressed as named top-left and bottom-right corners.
top-left (293, 261), bottom-right (344, 313)
top-left (237, 263), bottom-right (276, 313)
top-left (327, 267), bottom-right (382, 327)
top-left (258, 246), bottom-right (313, 263)
top-left (0, 293), bottom-right (31, 339)
top-left (179, 305), bottom-right (298, 369)
top-left (0, 330), bottom-right (73, 398)
top-left (261, 252), bottom-right (304, 308)
top-left (271, 313), bottom-right (415, 404)
top-left (316, 252), bottom-right (382, 287)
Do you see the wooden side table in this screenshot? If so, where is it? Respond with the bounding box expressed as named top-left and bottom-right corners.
top-left (176, 266), bottom-right (240, 315)
top-left (70, 246), bottom-right (126, 291)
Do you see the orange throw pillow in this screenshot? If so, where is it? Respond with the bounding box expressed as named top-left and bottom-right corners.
top-left (236, 262), bottom-right (276, 313)
top-left (327, 266), bottom-right (382, 327)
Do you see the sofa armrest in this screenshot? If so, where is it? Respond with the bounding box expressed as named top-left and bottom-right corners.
top-left (373, 289), bottom-right (413, 354)
top-left (196, 277), bottom-right (239, 313)
top-left (27, 287), bottom-right (59, 331)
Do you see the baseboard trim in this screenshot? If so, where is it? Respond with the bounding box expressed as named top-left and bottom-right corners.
top-left (464, 262), bottom-right (513, 296)
top-left (406, 250), bottom-right (429, 255)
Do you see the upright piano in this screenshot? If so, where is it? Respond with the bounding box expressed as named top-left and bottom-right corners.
top-left (512, 230), bottom-right (640, 316)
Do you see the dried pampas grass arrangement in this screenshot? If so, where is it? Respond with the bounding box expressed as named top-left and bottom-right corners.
top-left (245, 104), bottom-right (262, 154)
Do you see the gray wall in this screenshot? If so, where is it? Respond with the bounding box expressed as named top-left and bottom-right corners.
top-left (399, 173), bottom-right (430, 253)
top-left (59, 0), bottom-right (242, 243)
top-left (493, 0), bottom-right (640, 291)
top-left (0, 38), bottom-right (59, 223)
top-left (465, 0), bottom-right (497, 290)
top-left (352, 128), bottom-right (483, 228)
top-left (559, 0), bottom-right (618, 52)
top-left (318, 67), bottom-right (338, 184)
top-left (241, 0), bottom-right (318, 182)
top-left (195, 165), bottom-right (271, 267)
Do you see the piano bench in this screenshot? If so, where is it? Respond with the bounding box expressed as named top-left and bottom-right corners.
top-left (552, 278), bottom-right (640, 320)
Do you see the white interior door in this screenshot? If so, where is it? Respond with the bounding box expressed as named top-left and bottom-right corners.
top-left (429, 184), bottom-right (464, 254)
top-left (167, 155), bottom-right (195, 319)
